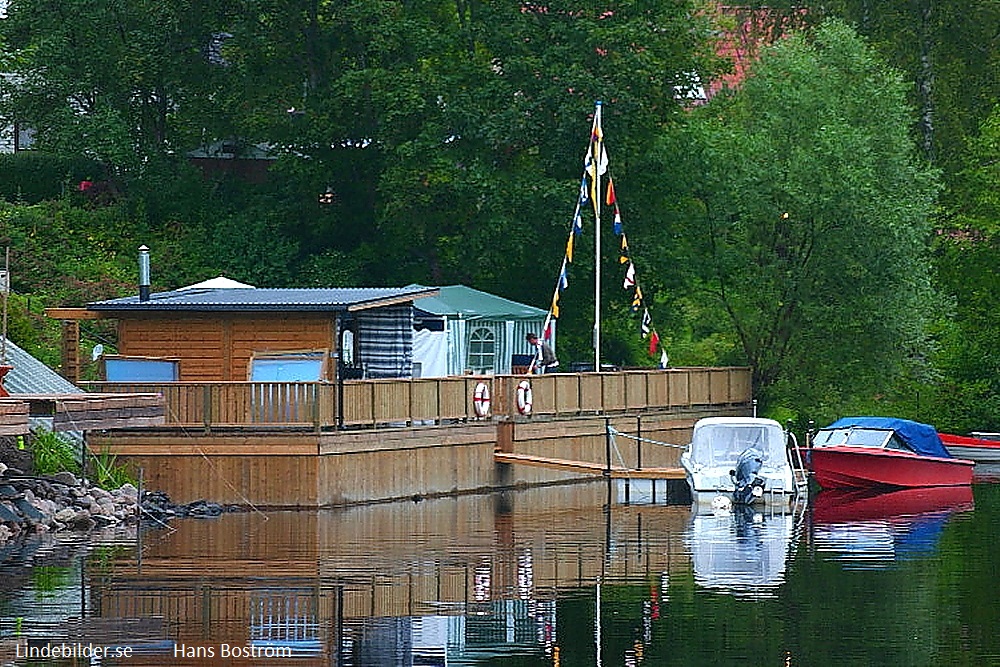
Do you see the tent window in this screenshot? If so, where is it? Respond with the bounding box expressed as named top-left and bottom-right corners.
top-left (341, 329), bottom-right (355, 365)
top-left (468, 327), bottom-right (495, 373)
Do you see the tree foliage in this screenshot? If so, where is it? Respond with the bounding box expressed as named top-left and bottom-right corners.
top-left (679, 19), bottom-right (940, 419)
top-left (0, 2), bottom-right (997, 425)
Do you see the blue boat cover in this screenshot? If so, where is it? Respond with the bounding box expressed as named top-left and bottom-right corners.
top-left (825, 417), bottom-right (953, 459)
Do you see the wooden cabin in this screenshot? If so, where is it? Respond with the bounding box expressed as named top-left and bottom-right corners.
top-left (48, 284), bottom-right (438, 384)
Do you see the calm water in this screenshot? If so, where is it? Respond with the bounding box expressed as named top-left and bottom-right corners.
top-left (1, 478), bottom-right (999, 666)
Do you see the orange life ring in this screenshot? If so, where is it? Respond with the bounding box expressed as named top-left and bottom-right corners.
top-left (473, 381), bottom-right (491, 418)
top-left (516, 380), bottom-right (533, 415)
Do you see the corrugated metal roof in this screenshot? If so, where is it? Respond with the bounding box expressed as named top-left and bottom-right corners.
top-left (88, 286), bottom-right (438, 313)
top-left (1, 338), bottom-right (82, 395)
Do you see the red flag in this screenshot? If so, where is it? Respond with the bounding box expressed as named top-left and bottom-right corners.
top-left (606, 179), bottom-right (616, 205)
top-left (649, 331), bottom-right (660, 356)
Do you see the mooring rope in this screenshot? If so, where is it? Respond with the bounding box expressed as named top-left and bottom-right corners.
top-left (606, 426), bottom-right (687, 449)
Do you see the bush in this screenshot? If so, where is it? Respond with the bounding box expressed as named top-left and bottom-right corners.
top-left (0, 152), bottom-right (103, 204)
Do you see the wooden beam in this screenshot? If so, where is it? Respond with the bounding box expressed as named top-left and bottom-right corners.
top-left (60, 320), bottom-right (80, 383)
top-left (44, 308), bottom-right (103, 320)
top-left (494, 452), bottom-right (685, 479)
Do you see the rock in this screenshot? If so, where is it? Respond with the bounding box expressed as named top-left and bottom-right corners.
top-left (0, 484), bottom-right (20, 500)
top-left (0, 501), bottom-right (20, 523)
top-left (54, 507), bottom-right (76, 523)
top-left (185, 500), bottom-right (223, 518)
top-left (13, 498), bottom-right (46, 523)
top-left (51, 471), bottom-right (79, 487)
top-left (117, 483), bottom-right (138, 501)
top-left (68, 514), bottom-right (96, 532)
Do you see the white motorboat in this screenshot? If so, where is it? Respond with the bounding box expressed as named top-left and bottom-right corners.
top-left (680, 416), bottom-right (806, 504)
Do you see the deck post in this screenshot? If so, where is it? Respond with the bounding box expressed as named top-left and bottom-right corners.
top-left (604, 417), bottom-right (611, 476)
top-left (636, 414), bottom-right (643, 471)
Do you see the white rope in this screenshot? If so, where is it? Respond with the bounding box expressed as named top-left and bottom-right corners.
top-left (607, 426), bottom-right (687, 449)
top-left (607, 429), bottom-right (630, 473)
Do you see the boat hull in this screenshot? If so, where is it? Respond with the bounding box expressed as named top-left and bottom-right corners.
top-left (809, 446), bottom-right (974, 489)
top-left (939, 433), bottom-right (1000, 463)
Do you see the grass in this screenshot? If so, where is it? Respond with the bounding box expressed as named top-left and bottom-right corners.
top-left (30, 428), bottom-right (80, 476)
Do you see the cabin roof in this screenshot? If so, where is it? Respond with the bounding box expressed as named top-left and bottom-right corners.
top-left (87, 285), bottom-right (439, 313)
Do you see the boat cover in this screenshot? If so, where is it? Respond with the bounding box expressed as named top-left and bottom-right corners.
top-left (824, 417), bottom-right (952, 459)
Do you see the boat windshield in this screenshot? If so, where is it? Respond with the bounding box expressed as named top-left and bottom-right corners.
top-left (812, 427), bottom-right (913, 452)
top-left (689, 422), bottom-right (786, 467)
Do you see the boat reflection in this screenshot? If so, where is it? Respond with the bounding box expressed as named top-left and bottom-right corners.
top-left (811, 486), bottom-right (974, 570)
top-left (686, 494), bottom-right (803, 598)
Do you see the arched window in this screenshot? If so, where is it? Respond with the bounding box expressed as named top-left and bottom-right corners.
top-left (468, 327), bottom-right (496, 373)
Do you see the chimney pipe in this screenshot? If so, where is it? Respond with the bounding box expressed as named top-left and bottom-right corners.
top-left (138, 245), bottom-right (150, 302)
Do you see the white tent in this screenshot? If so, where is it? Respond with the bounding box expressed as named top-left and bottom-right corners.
top-left (180, 275), bottom-right (256, 290)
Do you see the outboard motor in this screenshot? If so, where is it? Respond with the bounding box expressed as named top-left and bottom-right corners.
top-left (731, 447), bottom-right (766, 505)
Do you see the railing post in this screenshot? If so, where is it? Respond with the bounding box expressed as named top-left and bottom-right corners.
top-left (312, 383), bottom-right (320, 433)
top-left (203, 384), bottom-right (212, 434)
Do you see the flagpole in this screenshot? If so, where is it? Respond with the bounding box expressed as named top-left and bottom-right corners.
top-left (592, 100), bottom-right (603, 372)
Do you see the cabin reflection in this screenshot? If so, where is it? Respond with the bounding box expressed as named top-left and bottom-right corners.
top-left (74, 483), bottom-right (692, 664)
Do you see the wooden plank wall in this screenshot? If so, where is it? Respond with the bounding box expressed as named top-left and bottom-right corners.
top-left (120, 313), bottom-right (336, 381)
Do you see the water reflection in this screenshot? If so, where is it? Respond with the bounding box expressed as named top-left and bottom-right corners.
top-left (811, 486), bottom-right (975, 570)
top-left (685, 497), bottom-right (803, 598)
top-left (0, 480), bottom-right (995, 666)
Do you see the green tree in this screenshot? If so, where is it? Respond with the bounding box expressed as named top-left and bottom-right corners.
top-left (0, 0), bottom-right (240, 175)
top-left (921, 106), bottom-right (1000, 432)
top-left (680, 19), bottom-right (941, 417)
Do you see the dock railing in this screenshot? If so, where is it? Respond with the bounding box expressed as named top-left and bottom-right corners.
top-left (81, 367), bottom-right (751, 432)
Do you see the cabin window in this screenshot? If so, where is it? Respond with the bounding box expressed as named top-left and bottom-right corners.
top-left (467, 327), bottom-right (496, 373)
top-left (250, 352), bottom-right (326, 382)
top-left (104, 356), bottom-right (179, 382)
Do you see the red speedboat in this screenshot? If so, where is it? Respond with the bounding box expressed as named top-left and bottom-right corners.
top-left (939, 432), bottom-right (1000, 463)
top-left (806, 417), bottom-right (974, 489)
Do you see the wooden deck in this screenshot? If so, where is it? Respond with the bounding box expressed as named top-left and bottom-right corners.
top-left (494, 452), bottom-right (685, 479)
top-left (75, 368), bottom-right (750, 507)
top-left (0, 392), bottom-right (165, 434)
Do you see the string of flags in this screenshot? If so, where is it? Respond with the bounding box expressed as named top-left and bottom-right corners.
top-left (539, 103), bottom-right (669, 368)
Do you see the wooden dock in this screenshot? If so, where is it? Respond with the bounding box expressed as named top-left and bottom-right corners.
top-left (494, 451), bottom-right (685, 479)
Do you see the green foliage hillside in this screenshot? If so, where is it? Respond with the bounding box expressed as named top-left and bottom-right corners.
top-left (0, 2), bottom-right (996, 430)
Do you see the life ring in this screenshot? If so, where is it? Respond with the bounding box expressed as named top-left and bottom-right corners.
top-left (516, 379), bottom-right (533, 415)
top-left (473, 381), bottom-right (491, 418)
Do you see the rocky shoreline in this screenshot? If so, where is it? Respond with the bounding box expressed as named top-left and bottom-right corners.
top-left (0, 461), bottom-right (234, 543)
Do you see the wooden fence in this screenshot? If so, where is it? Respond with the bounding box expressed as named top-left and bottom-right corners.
top-left (82, 367), bottom-right (751, 432)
